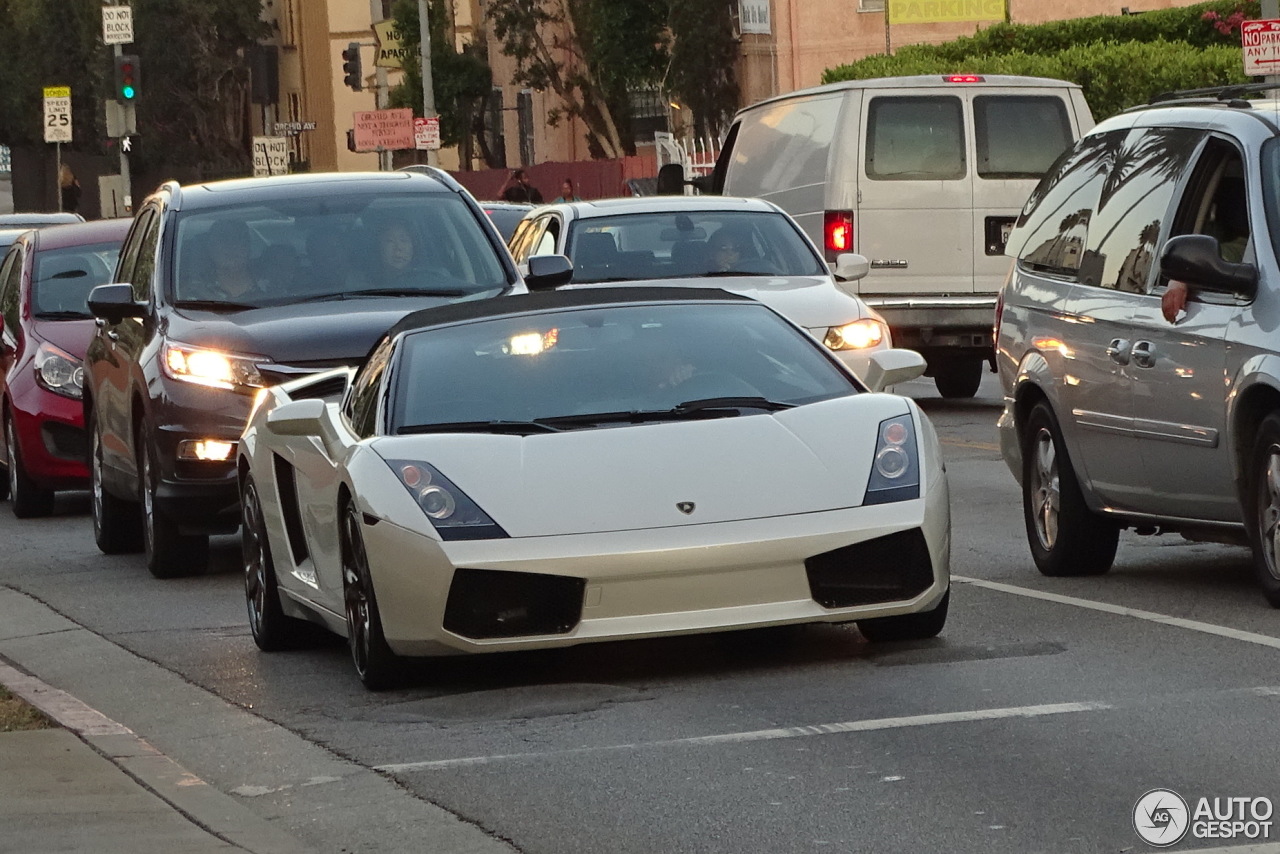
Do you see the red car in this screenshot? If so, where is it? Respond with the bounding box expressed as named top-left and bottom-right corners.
top-left (0, 219), bottom-right (131, 517)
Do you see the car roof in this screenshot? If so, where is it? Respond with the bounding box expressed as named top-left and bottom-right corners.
top-left (165, 171), bottom-right (458, 211)
top-left (388, 286), bottom-right (754, 338)
top-left (739, 74), bottom-right (1081, 115)
top-left (0, 211), bottom-right (85, 227)
top-left (27, 218), bottom-right (133, 251)
top-left (532, 196), bottom-right (779, 218)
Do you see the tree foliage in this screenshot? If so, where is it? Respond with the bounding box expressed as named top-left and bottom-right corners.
top-left (666, 0), bottom-right (739, 140)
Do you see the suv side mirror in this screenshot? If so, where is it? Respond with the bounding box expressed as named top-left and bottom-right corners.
top-left (87, 283), bottom-right (148, 322)
top-left (656, 164), bottom-right (685, 195)
top-left (831, 253), bottom-right (870, 283)
top-left (1160, 234), bottom-right (1257, 299)
top-left (524, 254), bottom-right (573, 291)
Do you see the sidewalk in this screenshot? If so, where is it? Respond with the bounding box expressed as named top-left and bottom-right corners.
top-left (0, 662), bottom-right (311, 854)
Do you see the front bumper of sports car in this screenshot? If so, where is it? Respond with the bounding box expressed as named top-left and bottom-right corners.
top-left (359, 477), bottom-right (949, 657)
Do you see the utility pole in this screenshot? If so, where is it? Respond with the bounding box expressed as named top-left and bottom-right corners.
top-left (110, 0), bottom-right (133, 213)
top-left (418, 0), bottom-right (438, 167)
top-left (369, 0), bottom-right (391, 170)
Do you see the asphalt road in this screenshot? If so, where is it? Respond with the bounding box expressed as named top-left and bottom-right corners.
top-left (4, 368), bottom-right (1280, 853)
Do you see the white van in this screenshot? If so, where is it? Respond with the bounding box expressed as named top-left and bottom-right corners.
top-left (665, 75), bottom-right (1094, 397)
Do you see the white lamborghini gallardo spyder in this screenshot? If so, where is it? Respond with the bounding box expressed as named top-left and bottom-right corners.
top-left (238, 286), bottom-right (951, 688)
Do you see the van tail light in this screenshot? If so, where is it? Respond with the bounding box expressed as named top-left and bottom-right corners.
top-left (824, 210), bottom-right (854, 255)
top-left (944, 74), bottom-right (984, 83)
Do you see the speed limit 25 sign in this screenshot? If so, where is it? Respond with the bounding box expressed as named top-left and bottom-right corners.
top-left (43, 86), bottom-right (72, 144)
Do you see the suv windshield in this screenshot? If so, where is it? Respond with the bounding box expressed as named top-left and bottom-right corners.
top-left (564, 210), bottom-right (826, 284)
top-left (391, 302), bottom-right (856, 433)
top-left (169, 193), bottom-right (509, 307)
top-left (32, 242), bottom-right (123, 317)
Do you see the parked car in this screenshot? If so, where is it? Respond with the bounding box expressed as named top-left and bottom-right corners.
top-left (662, 74), bottom-right (1094, 397)
top-left (997, 83), bottom-right (1280, 605)
top-left (0, 219), bottom-right (131, 516)
top-left (507, 196), bottom-right (893, 379)
top-left (83, 168), bottom-right (548, 579)
top-left (238, 286), bottom-right (947, 688)
top-left (480, 201), bottom-right (534, 242)
top-left (0, 212), bottom-right (86, 229)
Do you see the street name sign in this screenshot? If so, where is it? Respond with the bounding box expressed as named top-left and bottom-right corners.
top-left (413, 116), bottom-right (441, 151)
top-left (43, 86), bottom-right (72, 144)
top-left (1243, 19), bottom-right (1280, 76)
top-left (102, 6), bottom-right (134, 45)
top-left (251, 136), bottom-right (289, 177)
top-left (352, 108), bottom-right (415, 152)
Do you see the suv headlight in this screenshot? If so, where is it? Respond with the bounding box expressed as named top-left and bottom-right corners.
top-left (825, 319), bottom-right (885, 350)
top-left (863, 414), bottom-right (920, 505)
top-left (161, 341), bottom-right (268, 391)
top-left (33, 342), bottom-right (84, 400)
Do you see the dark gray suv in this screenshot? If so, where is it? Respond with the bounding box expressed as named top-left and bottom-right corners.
top-left (997, 84), bottom-right (1280, 606)
top-left (84, 169), bottom-right (528, 578)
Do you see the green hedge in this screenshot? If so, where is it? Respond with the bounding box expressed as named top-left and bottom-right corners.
top-left (822, 2), bottom-right (1255, 120)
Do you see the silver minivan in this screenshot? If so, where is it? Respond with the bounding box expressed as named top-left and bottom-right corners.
top-left (667, 75), bottom-right (1094, 397)
top-left (997, 86), bottom-right (1280, 607)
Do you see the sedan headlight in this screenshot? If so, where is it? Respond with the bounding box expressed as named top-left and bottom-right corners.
top-left (161, 341), bottom-right (268, 391)
top-left (386, 459), bottom-right (508, 540)
top-left (33, 342), bottom-right (84, 400)
top-left (863, 414), bottom-right (920, 505)
top-left (825, 319), bottom-right (885, 351)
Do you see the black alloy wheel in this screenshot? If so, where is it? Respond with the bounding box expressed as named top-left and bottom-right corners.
top-left (1021, 401), bottom-right (1118, 577)
top-left (242, 473), bottom-right (308, 649)
top-left (138, 423), bottom-right (209, 578)
top-left (5, 416), bottom-right (54, 517)
top-left (1247, 413), bottom-right (1280, 608)
top-left (89, 412), bottom-right (142, 554)
top-left (341, 500), bottom-right (398, 690)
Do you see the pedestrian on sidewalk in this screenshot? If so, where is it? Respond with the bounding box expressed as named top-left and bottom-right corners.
top-left (501, 169), bottom-right (544, 204)
top-left (59, 165), bottom-right (81, 214)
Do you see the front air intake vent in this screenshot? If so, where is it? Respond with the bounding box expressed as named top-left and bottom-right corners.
top-left (444, 568), bottom-right (585, 639)
top-left (805, 528), bottom-right (933, 608)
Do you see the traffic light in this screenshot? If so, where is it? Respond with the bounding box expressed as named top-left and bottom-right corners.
top-left (114, 54), bottom-right (141, 102)
top-left (341, 43), bottom-right (362, 92)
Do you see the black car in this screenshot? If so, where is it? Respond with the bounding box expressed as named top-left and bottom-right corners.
top-left (83, 168), bottom-right (559, 578)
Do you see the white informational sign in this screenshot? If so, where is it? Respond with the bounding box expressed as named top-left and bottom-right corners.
top-left (251, 136), bottom-right (289, 177)
top-left (43, 86), bottom-right (72, 144)
top-left (413, 116), bottom-right (441, 151)
top-left (102, 6), bottom-right (134, 45)
top-left (1243, 19), bottom-right (1280, 76)
top-left (739, 0), bottom-right (771, 34)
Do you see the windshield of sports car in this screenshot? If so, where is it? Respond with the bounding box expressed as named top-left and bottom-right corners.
top-left (564, 211), bottom-right (827, 284)
top-left (391, 301), bottom-right (858, 434)
top-left (170, 193), bottom-right (510, 308)
top-left (32, 241), bottom-right (123, 317)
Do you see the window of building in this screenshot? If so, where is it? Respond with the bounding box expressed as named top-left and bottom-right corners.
top-left (486, 87), bottom-right (507, 168)
top-left (517, 90), bottom-right (534, 167)
top-left (629, 89), bottom-right (669, 145)
top-left (858, 0), bottom-right (885, 11)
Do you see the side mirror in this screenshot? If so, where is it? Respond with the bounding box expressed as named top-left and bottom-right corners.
top-left (831, 252), bottom-right (870, 283)
top-left (863, 349), bottom-right (927, 393)
top-left (1159, 234), bottom-right (1257, 298)
top-left (266, 398), bottom-right (328, 438)
top-left (524, 254), bottom-right (574, 291)
top-left (87, 283), bottom-right (148, 322)
top-left (656, 163), bottom-right (686, 195)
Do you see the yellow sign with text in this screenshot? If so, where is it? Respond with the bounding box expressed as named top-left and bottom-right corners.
top-left (888, 0), bottom-right (1006, 24)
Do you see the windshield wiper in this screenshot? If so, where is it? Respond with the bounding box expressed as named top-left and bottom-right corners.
top-left (673, 396), bottom-right (795, 413)
top-left (699, 270), bottom-right (777, 278)
top-left (398, 420), bottom-right (563, 435)
top-left (350, 287), bottom-right (472, 298)
top-left (33, 310), bottom-right (90, 320)
top-left (536, 400), bottom-right (790, 429)
top-left (173, 299), bottom-right (260, 312)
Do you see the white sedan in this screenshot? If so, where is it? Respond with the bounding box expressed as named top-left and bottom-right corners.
top-left (238, 287), bottom-right (950, 688)
top-left (507, 196), bottom-right (893, 379)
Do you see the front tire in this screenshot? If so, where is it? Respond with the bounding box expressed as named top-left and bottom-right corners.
top-left (341, 500), bottom-right (398, 690)
top-left (139, 423), bottom-right (208, 578)
top-left (6, 416), bottom-right (54, 518)
top-left (1245, 413), bottom-right (1280, 608)
top-left (242, 473), bottom-right (309, 650)
top-left (858, 590), bottom-right (949, 642)
top-left (89, 412), bottom-right (143, 554)
top-left (1021, 401), bottom-right (1118, 577)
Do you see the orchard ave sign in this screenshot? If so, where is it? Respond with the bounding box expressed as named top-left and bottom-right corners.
top-left (889, 0), bottom-right (1006, 24)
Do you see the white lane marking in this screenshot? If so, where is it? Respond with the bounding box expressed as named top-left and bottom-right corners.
top-left (953, 576), bottom-right (1280, 651)
top-left (374, 701), bottom-right (1110, 773)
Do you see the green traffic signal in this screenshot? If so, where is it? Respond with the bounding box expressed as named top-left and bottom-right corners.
top-left (114, 54), bottom-right (140, 102)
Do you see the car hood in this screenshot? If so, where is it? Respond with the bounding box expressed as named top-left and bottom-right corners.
top-left (166, 295), bottom-right (497, 367)
top-left (29, 318), bottom-right (97, 359)
top-left (369, 394), bottom-right (915, 537)
top-left (567, 275), bottom-right (872, 330)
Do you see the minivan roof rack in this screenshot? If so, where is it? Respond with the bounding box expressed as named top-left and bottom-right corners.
top-left (1149, 82), bottom-right (1280, 104)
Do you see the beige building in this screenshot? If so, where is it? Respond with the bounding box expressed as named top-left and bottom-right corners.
top-left (256, 0), bottom-right (1201, 173)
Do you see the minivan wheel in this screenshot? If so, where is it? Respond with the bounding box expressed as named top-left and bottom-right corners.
top-left (933, 359), bottom-right (983, 399)
top-left (5, 417), bottom-right (54, 518)
top-left (89, 413), bottom-right (143, 554)
top-left (1021, 401), bottom-right (1118, 577)
top-left (1246, 413), bottom-right (1280, 608)
top-left (139, 424), bottom-right (209, 578)
top-left (341, 500), bottom-right (399, 690)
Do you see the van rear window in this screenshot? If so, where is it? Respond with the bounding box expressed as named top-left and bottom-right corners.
top-left (975, 96), bottom-right (1072, 180)
top-left (866, 96), bottom-right (964, 181)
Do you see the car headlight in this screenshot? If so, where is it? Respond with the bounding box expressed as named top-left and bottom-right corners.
top-left (385, 459), bottom-right (508, 540)
top-left (863, 414), bottom-right (920, 505)
top-left (825, 319), bottom-right (885, 351)
top-left (33, 342), bottom-right (83, 400)
top-left (161, 341), bottom-right (268, 391)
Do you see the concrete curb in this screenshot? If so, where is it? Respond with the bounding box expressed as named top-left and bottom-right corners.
top-left (0, 661), bottom-right (312, 854)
